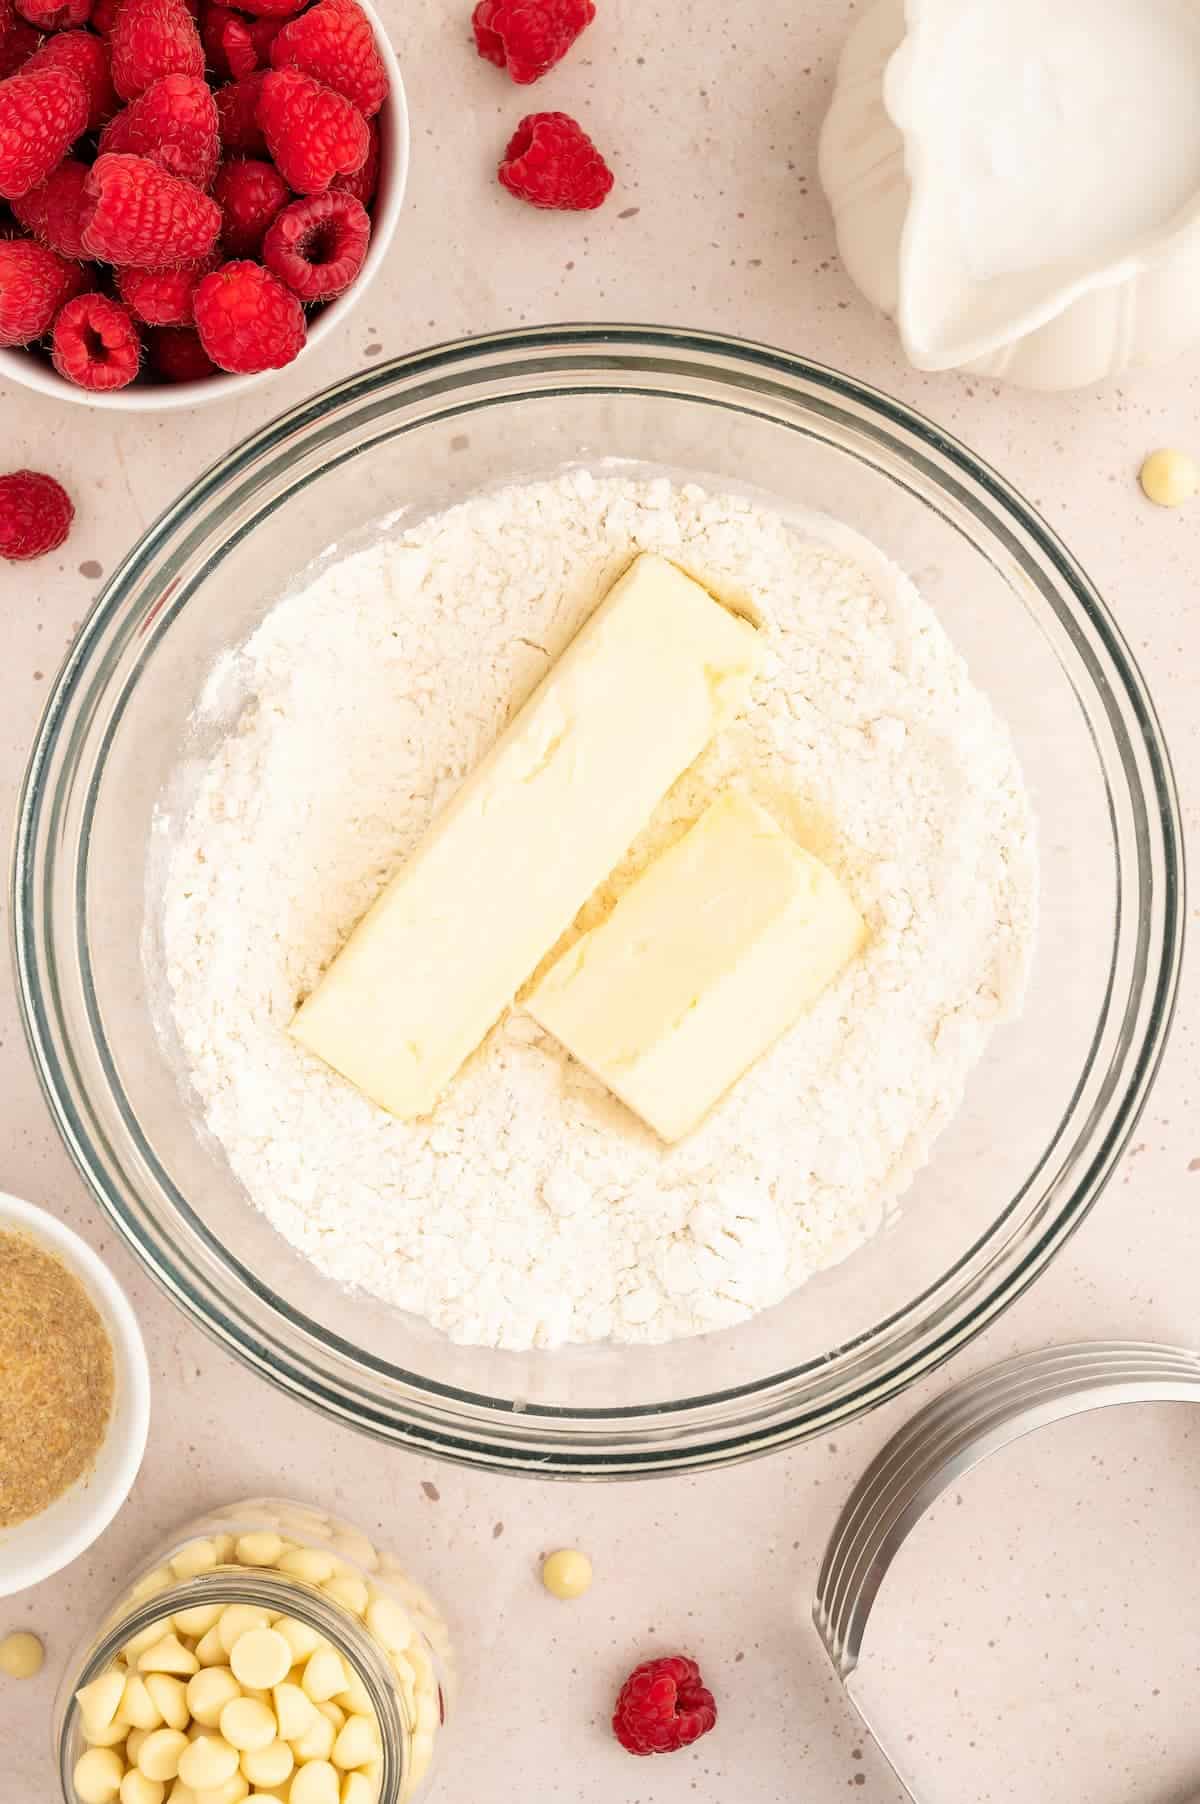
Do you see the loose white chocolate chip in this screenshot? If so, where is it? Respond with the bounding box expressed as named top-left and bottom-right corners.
top-left (191, 1776), bottom-right (248, 1804)
top-left (540, 1548), bottom-right (593, 1600)
top-left (276, 1549), bottom-right (336, 1587)
top-left (178, 1734), bottom-right (240, 1791)
top-left (120, 1771), bottom-right (166, 1804)
top-left (79, 1671), bottom-right (128, 1737)
top-left (363, 1599), bottom-right (410, 1654)
top-left (218, 1608), bottom-right (272, 1659)
top-left (74, 1747), bottom-right (126, 1804)
top-left (174, 1606), bottom-right (224, 1641)
top-left (140, 1636), bottom-right (200, 1677)
top-left (300, 1649), bottom-right (345, 1705)
top-left (273, 1621), bottom-right (321, 1666)
top-left (220, 1696), bottom-right (278, 1754)
top-left (1140, 447), bottom-right (1199, 507)
top-left (171, 1541), bottom-right (219, 1581)
top-left (321, 1578), bottom-right (367, 1620)
top-left (289, 1760), bottom-right (340, 1804)
top-left (194, 1627), bottom-right (228, 1669)
top-left (239, 1739), bottom-right (294, 1788)
top-left (234, 1534), bottom-right (284, 1569)
top-left (120, 1673), bottom-right (166, 1731)
top-left (187, 1669), bottom-right (243, 1728)
top-left (289, 1711), bottom-right (335, 1763)
top-left (230, 1629), bottom-right (292, 1692)
top-left (271, 1684), bottom-right (314, 1743)
top-left (330, 1716), bottom-right (376, 1771)
top-left (146, 1675), bottom-right (191, 1733)
top-left (138, 1731), bottom-right (190, 1783)
top-left (0, 1630), bottom-right (44, 1680)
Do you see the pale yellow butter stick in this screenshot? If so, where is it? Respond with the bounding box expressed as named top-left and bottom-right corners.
top-left (291, 554), bottom-right (764, 1118)
top-left (526, 791), bottom-right (866, 1143)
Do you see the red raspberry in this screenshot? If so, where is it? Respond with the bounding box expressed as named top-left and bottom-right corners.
top-left (116, 252), bottom-right (213, 322)
top-left (332, 110), bottom-right (377, 206)
top-left (0, 65), bottom-right (90, 200)
top-left (498, 110), bottom-right (612, 211)
top-left (255, 67), bottom-right (367, 193)
top-left (0, 234), bottom-right (80, 341)
top-left (51, 288), bottom-right (141, 386)
top-left (109, 0), bottom-right (203, 100)
top-left (192, 254), bottom-right (304, 370)
top-left (270, 0), bottom-right (386, 119)
top-left (0, 468), bottom-right (73, 560)
top-left (214, 71), bottom-right (265, 150)
top-left (91, 0), bottom-right (123, 33)
top-left (0, 18), bottom-right (39, 80)
top-left (11, 155), bottom-right (90, 255)
top-left (262, 187), bottom-right (367, 300)
top-left (23, 31), bottom-right (119, 129)
top-left (15, 0), bottom-right (91, 29)
top-left (100, 71), bottom-right (219, 185)
top-left (612, 1656), bottom-right (717, 1758)
top-left (202, 5), bottom-right (278, 79)
top-left (147, 319), bottom-right (215, 377)
top-left (80, 150), bottom-right (222, 263)
top-left (212, 153), bottom-right (286, 253)
top-left (233, 0), bottom-right (304, 20)
top-left (473, 0), bottom-right (594, 85)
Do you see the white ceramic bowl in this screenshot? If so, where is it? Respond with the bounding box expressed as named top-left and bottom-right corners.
top-left (0, 3), bottom-right (409, 413)
top-left (0, 1191), bottom-right (150, 1596)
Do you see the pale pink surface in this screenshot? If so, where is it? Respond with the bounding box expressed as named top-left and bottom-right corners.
top-left (2, 2), bottom-right (1200, 1799)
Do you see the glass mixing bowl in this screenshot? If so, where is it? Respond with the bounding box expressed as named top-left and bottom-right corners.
top-left (12, 327), bottom-right (1184, 1477)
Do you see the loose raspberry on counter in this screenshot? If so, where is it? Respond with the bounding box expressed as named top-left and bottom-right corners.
top-left (214, 70), bottom-right (266, 150)
top-left (498, 109), bottom-right (612, 211)
top-left (262, 187), bottom-right (368, 300)
top-left (147, 320), bottom-right (216, 378)
top-left (192, 255), bottom-right (304, 370)
top-left (256, 66), bottom-right (368, 192)
top-left (0, 469), bottom-right (74, 560)
top-left (22, 30), bottom-right (119, 129)
top-left (0, 64), bottom-right (90, 200)
top-left (117, 254), bottom-right (213, 323)
top-left (109, 0), bottom-right (204, 100)
top-left (212, 152), bottom-right (287, 253)
top-left (473, 0), bottom-right (594, 85)
top-left (270, 0), bottom-right (387, 119)
top-left (100, 71), bottom-right (220, 186)
top-left (11, 156), bottom-right (91, 256)
top-left (80, 150), bottom-right (222, 263)
top-left (15, 0), bottom-right (91, 28)
top-left (51, 289), bottom-right (142, 387)
top-left (0, 234), bottom-right (80, 343)
top-left (332, 110), bottom-right (377, 206)
top-left (612, 1655), bottom-right (717, 1757)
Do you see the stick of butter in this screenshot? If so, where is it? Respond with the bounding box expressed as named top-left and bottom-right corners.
top-left (525, 791), bottom-right (866, 1143)
top-left (291, 554), bottom-right (764, 1118)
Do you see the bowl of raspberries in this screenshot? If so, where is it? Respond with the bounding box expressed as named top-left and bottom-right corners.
top-left (0, 0), bottom-right (407, 405)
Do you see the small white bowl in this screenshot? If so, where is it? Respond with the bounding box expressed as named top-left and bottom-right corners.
top-left (0, 1), bottom-right (409, 413)
top-left (0, 1191), bottom-right (150, 1597)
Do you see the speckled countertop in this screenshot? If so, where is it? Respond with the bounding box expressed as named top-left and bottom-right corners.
top-left (2, 2), bottom-right (1199, 1799)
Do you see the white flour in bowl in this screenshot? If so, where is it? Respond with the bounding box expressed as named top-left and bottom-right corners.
top-left (158, 471), bottom-right (1037, 1350)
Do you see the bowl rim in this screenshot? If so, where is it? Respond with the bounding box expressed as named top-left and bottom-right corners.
top-left (10, 325), bottom-right (1187, 1476)
top-left (0, 1190), bottom-right (150, 1595)
top-left (0, 3), bottom-right (410, 413)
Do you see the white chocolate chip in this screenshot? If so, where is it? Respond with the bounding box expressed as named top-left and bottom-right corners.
top-left (211, 1536), bottom-right (237, 1566)
top-left (407, 1729), bottom-right (435, 1787)
top-left (321, 1578), bottom-right (367, 1619)
top-left (191, 1776), bottom-right (248, 1804)
top-left (145, 1676), bottom-right (191, 1733)
top-left (82, 1719), bottom-right (130, 1749)
top-left (339, 1775), bottom-right (374, 1804)
top-left (130, 1570), bottom-right (174, 1605)
top-left (77, 1671), bottom-right (127, 1738)
top-left (193, 1628), bottom-right (228, 1669)
top-left (219, 1697), bottom-right (277, 1754)
top-left (126, 1730), bottom-right (149, 1767)
top-left (289, 1711), bottom-right (335, 1763)
top-left (171, 1542), bottom-right (219, 1582)
top-left (139, 1734), bottom-right (190, 1784)
top-left (363, 1599), bottom-right (410, 1654)
top-left (300, 1649), bottom-right (345, 1705)
top-left (139, 1636), bottom-right (200, 1678)
top-left (74, 1747), bottom-right (125, 1804)
top-left (234, 1534), bottom-right (284, 1569)
top-left (270, 1683), bottom-right (314, 1743)
top-left (330, 1715), bottom-right (376, 1771)
top-left (187, 1668), bottom-right (242, 1729)
top-left (289, 1760), bottom-right (339, 1804)
top-left (276, 1549), bottom-right (336, 1587)
top-left (119, 1673), bottom-right (165, 1731)
top-left (218, 1608), bottom-right (271, 1660)
top-left (238, 1739), bottom-right (294, 1789)
top-left (173, 1607), bottom-right (223, 1641)
top-left (166, 1784), bottom-right (197, 1804)
top-left (332, 1672), bottom-right (372, 1718)
top-left (540, 1549), bottom-right (592, 1600)
top-left (316, 1701), bottom-right (344, 1732)
top-left (1140, 447), bottom-right (1199, 507)
top-left (120, 1771), bottom-right (166, 1804)
top-left (178, 1734), bottom-right (239, 1791)
top-left (126, 1624), bottom-right (168, 1664)
top-left (273, 1621), bottom-right (320, 1666)
top-left (230, 1630), bottom-right (291, 1692)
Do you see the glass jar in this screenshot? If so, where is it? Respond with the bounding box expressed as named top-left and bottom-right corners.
top-left (55, 1497), bottom-right (452, 1804)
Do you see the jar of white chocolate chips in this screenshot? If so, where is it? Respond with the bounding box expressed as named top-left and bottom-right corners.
top-left (55, 1499), bottom-right (452, 1804)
